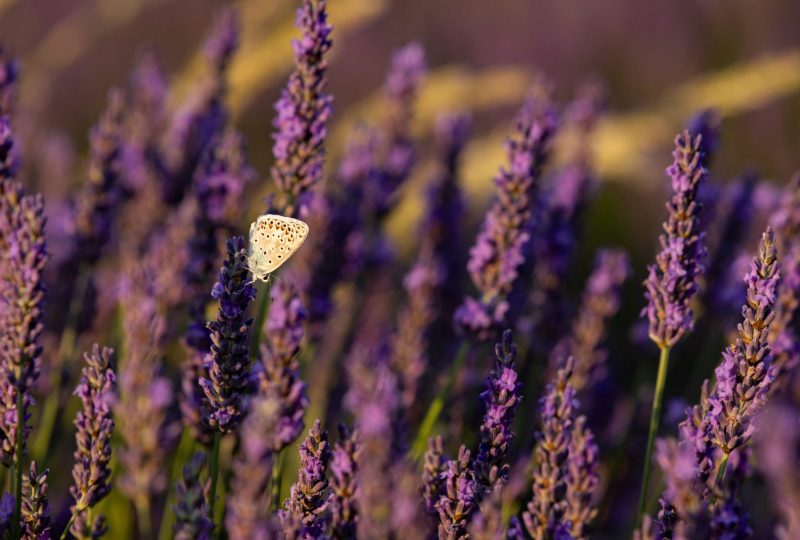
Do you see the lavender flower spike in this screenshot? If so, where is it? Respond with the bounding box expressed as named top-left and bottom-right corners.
top-left (643, 130), bottom-right (708, 348)
top-left (69, 345), bottom-right (116, 538)
top-left (523, 357), bottom-right (577, 539)
top-left (200, 236), bottom-right (257, 433)
top-left (474, 329), bottom-right (522, 493)
top-left (435, 445), bottom-right (477, 539)
top-left (330, 423), bottom-right (361, 539)
top-left (281, 420), bottom-right (332, 538)
top-left (258, 280), bottom-right (309, 451)
top-left (0, 180), bottom-right (47, 466)
top-left (270, 0), bottom-right (333, 219)
top-left (21, 462), bottom-right (50, 540)
top-left (72, 89), bottom-right (126, 266)
top-left (422, 436), bottom-right (447, 516)
top-left (173, 452), bottom-right (212, 540)
top-left (705, 227), bottom-right (780, 460)
top-left (455, 87), bottom-right (558, 339)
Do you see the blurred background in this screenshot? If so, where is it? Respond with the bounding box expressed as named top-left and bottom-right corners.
top-left (1, 0), bottom-right (799, 536)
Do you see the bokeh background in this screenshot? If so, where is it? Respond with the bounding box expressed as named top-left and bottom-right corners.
top-left (1, 0), bottom-right (799, 537)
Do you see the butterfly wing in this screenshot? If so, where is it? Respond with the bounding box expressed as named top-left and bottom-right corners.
top-left (247, 214), bottom-right (309, 280)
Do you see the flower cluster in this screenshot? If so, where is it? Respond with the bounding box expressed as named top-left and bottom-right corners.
top-left (456, 87), bottom-right (558, 339)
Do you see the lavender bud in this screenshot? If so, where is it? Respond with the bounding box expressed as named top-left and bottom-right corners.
top-left (455, 87), bottom-right (558, 340)
top-left (474, 330), bottom-right (522, 493)
top-left (257, 280), bottom-right (309, 451)
top-left (199, 236), bottom-right (257, 433)
top-left (281, 420), bottom-right (332, 538)
top-left (422, 436), bottom-right (447, 516)
top-left (21, 461), bottom-right (49, 540)
top-left (435, 445), bottom-right (477, 539)
top-left (643, 131), bottom-right (708, 348)
top-left (270, 0), bottom-right (333, 219)
top-left (173, 452), bottom-right (212, 540)
top-left (70, 345), bottom-right (116, 535)
top-left (330, 423), bottom-right (361, 539)
top-left (0, 179), bottom-right (47, 466)
top-left (705, 227), bottom-right (780, 456)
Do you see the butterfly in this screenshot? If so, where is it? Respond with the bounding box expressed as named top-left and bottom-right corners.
top-left (247, 214), bottom-right (309, 282)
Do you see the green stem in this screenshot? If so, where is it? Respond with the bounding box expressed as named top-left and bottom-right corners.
top-left (250, 281), bottom-right (273, 360)
top-left (713, 452), bottom-right (730, 494)
top-left (157, 429), bottom-right (194, 540)
top-left (59, 511), bottom-right (78, 540)
top-left (636, 346), bottom-right (671, 530)
top-left (208, 431), bottom-right (222, 529)
top-left (135, 496), bottom-right (152, 539)
top-left (34, 268), bottom-right (89, 462)
top-left (410, 340), bottom-right (469, 459)
top-left (12, 382), bottom-right (24, 539)
top-left (270, 450), bottom-right (284, 512)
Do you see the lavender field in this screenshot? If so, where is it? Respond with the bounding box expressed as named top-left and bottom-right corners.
top-left (0, 0), bottom-right (799, 538)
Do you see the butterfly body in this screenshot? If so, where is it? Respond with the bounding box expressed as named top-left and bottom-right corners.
top-left (247, 214), bottom-right (309, 282)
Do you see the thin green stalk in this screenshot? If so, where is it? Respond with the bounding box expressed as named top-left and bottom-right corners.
top-left (250, 281), bottom-right (273, 360)
top-left (59, 512), bottom-right (78, 540)
top-left (636, 346), bottom-right (671, 529)
top-left (135, 496), bottom-right (152, 539)
top-left (34, 267), bottom-right (90, 462)
top-left (270, 450), bottom-right (284, 512)
top-left (157, 428), bottom-right (194, 540)
top-left (712, 452), bottom-right (730, 500)
top-left (410, 340), bottom-right (469, 459)
top-left (208, 431), bottom-right (222, 528)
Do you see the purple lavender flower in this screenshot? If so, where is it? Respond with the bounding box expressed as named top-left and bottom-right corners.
top-left (270, 0), bottom-right (333, 219)
top-left (704, 227), bottom-right (780, 459)
top-left (643, 130), bottom-right (708, 348)
top-left (551, 249), bottom-right (630, 392)
top-left (0, 178), bottom-right (47, 466)
top-left (422, 436), bottom-right (447, 516)
top-left (455, 88), bottom-right (558, 340)
top-left (281, 420), bottom-right (332, 538)
top-left (21, 461), bottom-right (49, 540)
top-left (72, 89), bottom-right (126, 266)
top-left (173, 452), bottom-right (212, 540)
top-left (257, 280), bottom-right (309, 451)
top-left (199, 236), bottom-right (257, 433)
top-left (162, 8), bottom-right (238, 205)
top-left (435, 445), bottom-right (477, 539)
top-left (330, 423), bottom-right (361, 539)
top-left (523, 357), bottom-right (598, 539)
top-left (69, 345), bottom-right (116, 538)
top-left (226, 394), bottom-right (281, 540)
top-left (473, 330), bottom-right (522, 493)
top-left (467, 485), bottom-right (510, 540)
top-left (565, 416), bottom-right (600, 538)
top-left (116, 262), bottom-right (180, 506)
top-left (368, 43), bottom-right (427, 218)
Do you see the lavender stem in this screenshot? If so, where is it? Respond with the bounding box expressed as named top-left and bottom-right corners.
top-left (157, 428), bottom-right (194, 540)
top-left (636, 345), bottom-right (670, 529)
top-left (250, 281), bottom-right (274, 360)
top-left (270, 450), bottom-right (284, 512)
top-left (410, 339), bottom-right (469, 459)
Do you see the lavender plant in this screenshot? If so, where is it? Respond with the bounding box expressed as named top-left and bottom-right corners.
top-left (68, 345), bottom-right (117, 539)
top-left (638, 130), bottom-right (708, 525)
